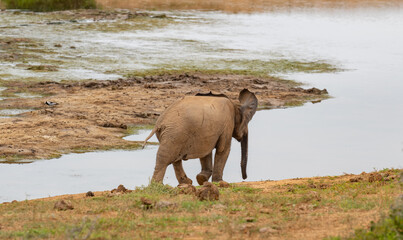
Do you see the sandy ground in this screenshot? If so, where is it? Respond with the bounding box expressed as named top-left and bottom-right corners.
top-left (0, 73), bottom-right (327, 162)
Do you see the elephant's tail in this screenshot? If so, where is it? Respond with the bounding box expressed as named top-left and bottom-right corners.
top-left (142, 127), bottom-right (157, 149)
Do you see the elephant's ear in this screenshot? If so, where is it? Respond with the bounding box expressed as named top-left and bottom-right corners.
top-left (238, 89), bottom-right (258, 128)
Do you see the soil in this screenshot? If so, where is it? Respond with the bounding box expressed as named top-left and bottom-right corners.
top-left (0, 73), bottom-right (328, 162)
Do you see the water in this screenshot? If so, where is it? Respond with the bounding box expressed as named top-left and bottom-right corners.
top-left (1, 6), bottom-right (403, 202)
top-left (0, 108), bottom-right (32, 116)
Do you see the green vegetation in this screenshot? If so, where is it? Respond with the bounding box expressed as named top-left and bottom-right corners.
top-left (327, 173), bottom-right (403, 240)
top-left (0, 170), bottom-right (401, 239)
top-left (128, 59), bottom-right (340, 79)
top-left (2, 0), bottom-right (96, 12)
top-left (328, 200), bottom-right (402, 240)
top-left (125, 124), bottom-right (154, 136)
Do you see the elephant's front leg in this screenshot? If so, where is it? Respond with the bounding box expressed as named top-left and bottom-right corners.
top-left (196, 152), bottom-right (213, 185)
top-left (212, 148), bottom-right (231, 182)
top-left (173, 160), bottom-right (193, 185)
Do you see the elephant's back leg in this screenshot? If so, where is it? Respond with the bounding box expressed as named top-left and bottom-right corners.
top-left (173, 160), bottom-right (193, 184)
top-left (151, 144), bottom-right (181, 183)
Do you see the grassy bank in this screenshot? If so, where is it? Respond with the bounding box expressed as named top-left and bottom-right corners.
top-left (0, 169), bottom-right (401, 239)
top-left (1, 0), bottom-right (96, 12)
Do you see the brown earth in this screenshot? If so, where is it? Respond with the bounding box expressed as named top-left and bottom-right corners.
top-left (0, 73), bottom-right (328, 162)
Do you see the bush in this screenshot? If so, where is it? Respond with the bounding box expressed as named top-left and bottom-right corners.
top-left (2, 0), bottom-right (97, 12)
top-left (329, 195), bottom-right (402, 240)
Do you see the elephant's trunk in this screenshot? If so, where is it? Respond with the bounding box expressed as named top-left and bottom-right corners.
top-left (241, 133), bottom-right (248, 180)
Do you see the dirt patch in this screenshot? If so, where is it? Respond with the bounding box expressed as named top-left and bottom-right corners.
top-left (0, 73), bottom-right (328, 161)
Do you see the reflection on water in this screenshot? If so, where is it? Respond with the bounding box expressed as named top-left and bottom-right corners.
top-left (1, 6), bottom-right (403, 202)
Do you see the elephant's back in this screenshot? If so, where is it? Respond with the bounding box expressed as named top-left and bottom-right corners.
top-left (155, 96), bottom-right (234, 156)
top-left (176, 96), bottom-right (233, 123)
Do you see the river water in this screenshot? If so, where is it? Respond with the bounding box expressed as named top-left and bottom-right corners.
top-left (1, 6), bottom-right (403, 202)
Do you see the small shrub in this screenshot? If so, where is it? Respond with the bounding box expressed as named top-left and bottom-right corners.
top-left (3, 0), bottom-right (97, 12)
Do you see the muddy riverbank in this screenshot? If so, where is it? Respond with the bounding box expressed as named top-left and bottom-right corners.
top-left (0, 73), bottom-right (327, 162)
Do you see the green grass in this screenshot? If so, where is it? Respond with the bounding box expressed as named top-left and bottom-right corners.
top-left (125, 124), bottom-right (155, 136)
top-left (127, 59), bottom-right (340, 79)
top-left (327, 197), bottom-right (402, 240)
top-left (2, 0), bottom-right (97, 12)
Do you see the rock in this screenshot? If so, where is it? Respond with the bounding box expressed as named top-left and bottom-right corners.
top-left (86, 191), bottom-right (94, 197)
top-left (177, 183), bottom-right (196, 194)
top-left (368, 173), bottom-right (383, 182)
top-left (11, 200), bottom-right (17, 203)
top-left (140, 197), bottom-right (153, 208)
top-left (259, 226), bottom-right (277, 233)
top-left (349, 176), bottom-right (363, 182)
top-left (111, 184), bottom-right (131, 194)
top-left (259, 208), bottom-right (271, 214)
top-left (54, 200), bottom-right (74, 211)
top-left (196, 182), bottom-right (219, 201)
top-left (239, 223), bottom-right (255, 233)
top-left (245, 217), bottom-right (255, 222)
top-left (156, 200), bottom-right (177, 209)
top-left (218, 181), bottom-right (230, 188)
top-left (213, 203), bottom-right (226, 210)
top-left (54, 44), bottom-right (62, 47)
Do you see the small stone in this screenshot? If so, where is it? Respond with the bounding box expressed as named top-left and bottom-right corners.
top-left (239, 223), bottom-right (254, 233)
top-left (140, 197), bottom-right (153, 209)
top-left (155, 200), bottom-right (177, 209)
top-left (86, 191), bottom-right (94, 197)
top-left (349, 177), bottom-right (363, 182)
top-left (54, 200), bottom-right (74, 211)
top-left (54, 44), bottom-right (62, 47)
top-left (213, 203), bottom-right (226, 210)
top-left (245, 217), bottom-right (255, 222)
top-left (259, 208), bottom-right (271, 214)
top-left (218, 181), bottom-right (230, 188)
top-left (196, 182), bottom-right (219, 201)
top-left (259, 226), bottom-right (277, 233)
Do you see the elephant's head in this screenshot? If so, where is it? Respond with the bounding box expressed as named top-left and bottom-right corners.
top-left (233, 89), bottom-right (258, 180)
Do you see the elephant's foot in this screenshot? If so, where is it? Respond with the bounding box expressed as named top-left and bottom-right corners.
top-left (178, 176), bottom-right (193, 185)
top-left (196, 173), bottom-right (210, 186)
top-left (211, 176), bottom-right (223, 183)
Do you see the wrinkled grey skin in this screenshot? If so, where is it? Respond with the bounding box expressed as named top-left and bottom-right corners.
top-left (143, 89), bottom-right (258, 185)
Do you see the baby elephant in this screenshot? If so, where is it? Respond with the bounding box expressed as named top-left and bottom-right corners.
top-left (143, 89), bottom-right (258, 185)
